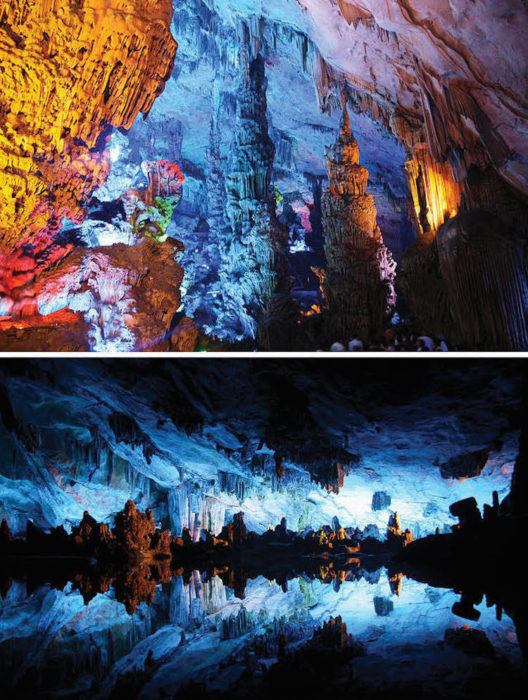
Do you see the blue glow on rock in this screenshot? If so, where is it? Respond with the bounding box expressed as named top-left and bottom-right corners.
top-left (0, 571), bottom-right (521, 697)
top-left (0, 360), bottom-right (520, 538)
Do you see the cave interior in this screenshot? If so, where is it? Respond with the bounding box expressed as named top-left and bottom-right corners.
top-left (0, 359), bottom-right (527, 698)
top-left (0, 0), bottom-right (527, 351)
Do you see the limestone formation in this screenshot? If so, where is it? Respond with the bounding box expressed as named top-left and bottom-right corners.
top-left (214, 45), bottom-right (295, 347)
top-left (113, 500), bottom-right (157, 553)
top-left (386, 512), bottom-right (413, 548)
top-left (404, 145), bottom-right (462, 236)
top-left (402, 209), bottom-right (528, 349)
top-left (372, 491), bottom-right (391, 511)
top-left (0, 0), bottom-right (177, 250)
top-left (218, 511), bottom-right (248, 547)
top-left (303, 1), bottom-right (527, 199)
top-left (322, 95), bottom-right (396, 343)
top-left (0, 0), bottom-right (182, 350)
top-left (440, 449), bottom-right (489, 480)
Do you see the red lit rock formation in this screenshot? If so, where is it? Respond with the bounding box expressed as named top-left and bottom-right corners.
top-left (113, 500), bottom-right (157, 553)
top-left (0, 234), bottom-right (187, 351)
top-left (73, 511), bottom-right (109, 547)
top-left (322, 95), bottom-right (396, 342)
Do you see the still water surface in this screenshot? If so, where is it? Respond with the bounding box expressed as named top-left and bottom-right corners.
top-left (0, 567), bottom-right (522, 698)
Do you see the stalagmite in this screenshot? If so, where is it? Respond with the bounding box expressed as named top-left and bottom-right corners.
top-left (321, 93), bottom-right (396, 343)
top-left (213, 34), bottom-right (295, 348)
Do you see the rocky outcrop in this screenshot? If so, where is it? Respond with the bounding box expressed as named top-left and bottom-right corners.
top-left (0, 0), bottom-right (182, 350)
top-left (0, 234), bottom-right (187, 351)
top-left (218, 512), bottom-right (248, 547)
top-left (0, 0), bottom-right (177, 250)
top-left (322, 95), bottom-right (396, 343)
top-left (1, 501), bottom-right (172, 563)
top-left (440, 449), bottom-right (489, 480)
top-left (444, 626), bottom-right (496, 659)
top-left (402, 208), bottom-right (528, 349)
top-left (386, 512), bottom-right (413, 548)
top-left (114, 500), bottom-right (159, 555)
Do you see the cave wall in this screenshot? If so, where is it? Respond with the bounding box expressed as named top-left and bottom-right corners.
top-left (119, 0), bottom-right (410, 345)
top-left (0, 0), bottom-right (186, 351)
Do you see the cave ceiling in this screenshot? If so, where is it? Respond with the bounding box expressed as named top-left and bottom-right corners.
top-left (0, 359), bottom-right (522, 540)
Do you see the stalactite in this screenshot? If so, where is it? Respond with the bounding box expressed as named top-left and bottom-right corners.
top-left (321, 93), bottom-right (396, 343)
top-left (168, 484), bottom-right (227, 539)
top-left (404, 144), bottom-right (462, 235)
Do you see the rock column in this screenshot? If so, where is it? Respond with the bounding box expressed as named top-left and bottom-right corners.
top-left (322, 94), bottom-right (395, 344)
top-left (216, 40), bottom-right (294, 348)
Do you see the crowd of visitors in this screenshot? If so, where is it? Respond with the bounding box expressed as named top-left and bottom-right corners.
top-left (329, 325), bottom-right (449, 352)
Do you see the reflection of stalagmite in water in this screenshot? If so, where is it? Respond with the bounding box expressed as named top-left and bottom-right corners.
top-left (322, 92), bottom-right (396, 343)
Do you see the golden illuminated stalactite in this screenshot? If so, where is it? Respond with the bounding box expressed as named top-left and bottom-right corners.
top-left (404, 145), bottom-right (462, 235)
top-left (389, 571), bottom-right (403, 596)
top-left (0, 0), bottom-right (177, 250)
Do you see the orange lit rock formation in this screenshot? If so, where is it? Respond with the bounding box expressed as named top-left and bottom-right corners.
top-left (404, 145), bottom-right (462, 235)
top-left (322, 95), bottom-right (396, 342)
top-left (0, 0), bottom-right (177, 251)
top-left (0, 0), bottom-right (184, 350)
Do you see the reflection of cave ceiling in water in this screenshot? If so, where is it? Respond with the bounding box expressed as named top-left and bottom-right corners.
top-left (0, 1), bottom-right (527, 351)
top-left (0, 359), bottom-right (522, 539)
